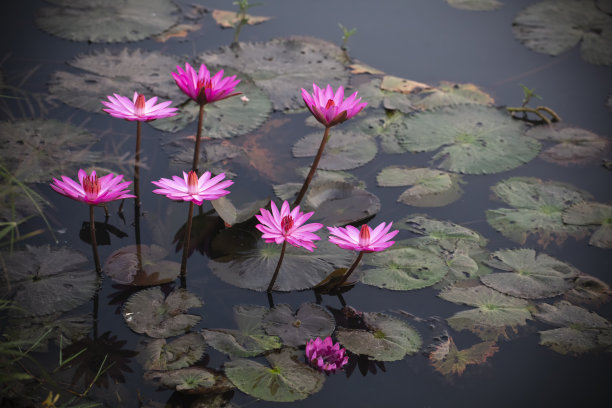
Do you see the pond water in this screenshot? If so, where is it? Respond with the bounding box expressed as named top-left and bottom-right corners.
top-left (1, 0), bottom-right (612, 407)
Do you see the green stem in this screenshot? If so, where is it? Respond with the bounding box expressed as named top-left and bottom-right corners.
top-left (267, 240), bottom-right (287, 292)
top-left (180, 201), bottom-right (195, 279)
top-left (335, 251), bottom-right (364, 288)
top-left (192, 104), bottom-right (206, 173)
top-left (293, 126), bottom-right (331, 206)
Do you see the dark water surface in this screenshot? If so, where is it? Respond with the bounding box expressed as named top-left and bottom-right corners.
top-left (1, 0), bottom-right (611, 407)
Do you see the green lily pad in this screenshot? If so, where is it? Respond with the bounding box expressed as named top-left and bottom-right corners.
top-left (262, 303), bottom-right (335, 347)
top-left (211, 196), bottom-right (270, 227)
top-left (395, 105), bottom-right (539, 174)
top-left (5, 313), bottom-right (92, 352)
top-left (535, 301), bottom-right (612, 354)
top-left (138, 332), bottom-right (206, 371)
top-left (0, 245), bottom-right (97, 317)
top-left (360, 247), bottom-right (449, 291)
top-left (224, 348), bottom-right (325, 402)
top-left (486, 177), bottom-right (592, 247)
top-left (434, 244), bottom-right (492, 288)
top-left (292, 130), bottom-right (377, 171)
top-left (0, 120), bottom-right (100, 183)
top-left (348, 110), bottom-right (413, 154)
top-left (145, 367), bottom-right (234, 395)
top-left (336, 312), bottom-right (422, 361)
top-left (564, 274), bottom-right (612, 306)
top-left (406, 82), bottom-right (495, 111)
top-left (563, 202), bottom-right (612, 249)
top-left (447, 0), bottom-right (503, 11)
top-left (123, 287), bottom-right (202, 338)
top-left (482, 249), bottom-right (580, 299)
top-left (527, 124), bottom-right (609, 165)
top-left (103, 244), bottom-right (180, 286)
top-left (210, 230), bottom-right (352, 292)
top-left (429, 337), bottom-right (499, 376)
top-left (439, 281), bottom-right (533, 341)
top-left (398, 215), bottom-right (488, 249)
top-left (273, 170), bottom-right (366, 202)
top-left (202, 305), bottom-right (281, 357)
top-left (512, 0), bottom-right (612, 66)
top-left (377, 166), bottom-right (463, 207)
top-left (35, 0), bottom-right (180, 43)
top-left (200, 36), bottom-right (348, 111)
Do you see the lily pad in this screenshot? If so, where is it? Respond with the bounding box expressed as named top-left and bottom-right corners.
top-left (212, 9), bottom-right (271, 27)
top-left (434, 244), bottom-right (492, 288)
top-left (224, 348), bottom-right (325, 402)
top-left (163, 138), bottom-right (245, 174)
top-left (123, 287), bottom-right (202, 338)
top-left (563, 202), bottom-right (612, 249)
top-left (429, 337), bottom-right (499, 376)
top-left (292, 130), bottom-right (377, 171)
top-left (212, 196), bottom-right (270, 227)
top-left (527, 124), bottom-right (609, 165)
top-left (35, 0), bottom-right (180, 43)
top-left (273, 169), bottom-right (366, 202)
top-left (262, 303), bottom-right (335, 347)
top-left (5, 313), bottom-right (92, 352)
top-left (447, 0), bottom-right (503, 11)
top-left (202, 305), bottom-right (281, 357)
top-left (398, 215), bottom-right (488, 249)
top-left (512, 0), bottom-right (612, 66)
top-left (336, 312), bottom-right (422, 361)
top-left (360, 247), bottom-right (449, 291)
top-left (406, 82), bottom-right (495, 111)
top-left (0, 245), bottom-right (97, 317)
top-left (535, 301), bottom-right (612, 354)
top-left (138, 333), bottom-right (206, 371)
top-left (486, 177), bottom-right (591, 247)
top-left (439, 282), bottom-right (533, 341)
top-left (0, 120), bottom-right (101, 183)
top-left (199, 36), bottom-right (348, 110)
top-left (103, 244), bottom-right (180, 286)
top-left (564, 274), bottom-right (612, 306)
top-left (145, 367), bottom-right (233, 395)
top-left (377, 166), bottom-right (463, 207)
top-left (482, 249), bottom-right (580, 299)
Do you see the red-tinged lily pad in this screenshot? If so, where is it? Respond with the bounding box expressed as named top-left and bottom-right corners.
top-left (145, 367), bottom-right (233, 395)
top-left (563, 202), bottom-right (612, 249)
top-left (262, 303), bottom-right (335, 347)
top-left (103, 244), bottom-right (180, 286)
top-left (527, 124), bottom-right (609, 165)
top-left (212, 9), bottom-right (271, 28)
top-left (123, 287), bottom-right (202, 338)
top-left (429, 337), bottom-right (499, 376)
top-left (138, 333), bottom-right (206, 371)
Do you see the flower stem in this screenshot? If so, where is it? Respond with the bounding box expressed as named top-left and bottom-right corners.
top-left (192, 104), bottom-right (206, 173)
top-left (180, 201), bottom-right (195, 278)
top-left (134, 121), bottom-right (142, 271)
top-left (335, 251), bottom-right (364, 288)
top-left (267, 240), bottom-right (287, 292)
top-left (89, 205), bottom-right (101, 275)
top-left (293, 126), bottom-right (331, 207)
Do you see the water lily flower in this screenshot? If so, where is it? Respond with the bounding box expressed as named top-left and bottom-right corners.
top-left (255, 200), bottom-right (323, 252)
top-left (101, 92), bottom-right (178, 121)
top-left (50, 169), bottom-right (135, 205)
top-left (301, 83), bottom-right (367, 128)
top-left (152, 170), bottom-right (233, 206)
top-left (172, 62), bottom-right (241, 106)
top-left (305, 337), bottom-right (349, 374)
top-left (328, 222), bottom-right (398, 253)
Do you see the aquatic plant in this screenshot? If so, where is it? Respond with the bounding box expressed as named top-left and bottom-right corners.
top-left (305, 336), bottom-right (348, 373)
top-left (152, 170), bottom-right (233, 205)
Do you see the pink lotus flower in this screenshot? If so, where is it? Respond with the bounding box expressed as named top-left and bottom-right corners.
top-left (172, 62), bottom-right (241, 106)
top-left (301, 83), bottom-right (367, 127)
top-left (306, 337), bottom-right (349, 374)
top-left (101, 92), bottom-right (178, 121)
top-left (255, 201), bottom-right (323, 252)
top-left (328, 222), bottom-right (398, 253)
top-left (50, 169), bottom-right (135, 205)
top-left (152, 170), bottom-right (233, 205)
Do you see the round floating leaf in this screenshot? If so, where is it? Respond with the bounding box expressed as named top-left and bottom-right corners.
top-left (273, 169), bottom-right (366, 202)
top-left (145, 367), bottom-right (233, 395)
top-left (439, 282), bottom-right (533, 341)
top-left (0, 120), bottom-right (100, 183)
top-left (138, 333), bottom-right (206, 371)
top-left (103, 244), bottom-right (180, 286)
top-left (486, 177), bottom-right (591, 247)
top-left (406, 82), bottom-right (495, 111)
top-left (292, 130), bottom-right (377, 171)
top-left (262, 303), bottom-right (335, 347)
top-left (35, 0), bottom-right (180, 43)
top-left (565, 274), bottom-right (612, 306)
top-left (447, 0), bottom-right (503, 11)
top-left (563, 202), bottom-right (612, 249)
top-left (336, 312), bottom-right (422, 361)
top-left (512, 0), bottom-right (612, 65)
top-left (202, 305), bottom-right (281, 358)
top-left (434, 245), bottom-right (492, 288)
top-left (360, 247), bottom-right (448, 291)
top-left (481, 249), bottom-right (579, 299)
top-left (535, 301), bottom-right (612, 354)
top-left (398, 214), bottom-right (488, 249)
top-left (0, 245), bottom-right (97, 317)
top-left (377, 166), bottom-right (463, 207)
top-left (527, 124), bottom-right (609, 165)
top-left (210, 233), bottom-right (352, 292)
top-left (212, 9), bottom-right (271, 27)
top-left (123, 287), bottom-right (202, 338)
top-left (5, 313), bottom-right (92, 352)
top-left (224, 348), bottom-right (325, 402)
top-left (396, 105), bottom-right (539, 174)
top-left (200, 36), bottom-right (348, 110)
top-left (429, 337), bottom-right (499, 376)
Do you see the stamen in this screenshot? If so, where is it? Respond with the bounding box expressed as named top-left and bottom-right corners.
top-left (281, 215), bottom-right (294, 234)
top-left (135, 94), bottom-right (146, 116)
top-left (359, 224), bottom-right (371, 246)
top-left (83, 174), bottom-right (101, 201)
top-left (325, 99), bottom-right (335, 109)
top-left (187, 170), bottom-right (199, 195)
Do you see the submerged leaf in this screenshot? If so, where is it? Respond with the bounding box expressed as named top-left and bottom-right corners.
top-left (262, 303), bottom-right (335, 347)
top-left (138, 333), bottom-right (206, 371)
top-left (5, 313), bottom-right (92, 352)
top-left (145, 367), bottom-right (233, 395)
top-left (430, 337), bottom-right (499, 376)
top-left (527, 124), bottom-right (609, 165)
top-left (563, 202), bottom-right (612, 249)
top-left (103, 244), bottom-right (180, 286)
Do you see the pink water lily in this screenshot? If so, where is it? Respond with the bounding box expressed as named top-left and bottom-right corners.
top-left (255, 201), bottom-right (323, 252)
top-left (306, 337), bottom-right (348, 374)
top-left (328, 222), bottom-right (398, 253)
top-left (172, 62), bottom-right (241, 106)
top-left (50, 169), bottom-right (135, 205)
top-left (101, 92), bottom-right (178, 121)
top-left (301, 83), bottom-right (367, 127)
top-left (152, 170), bottom-right (233, 205)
